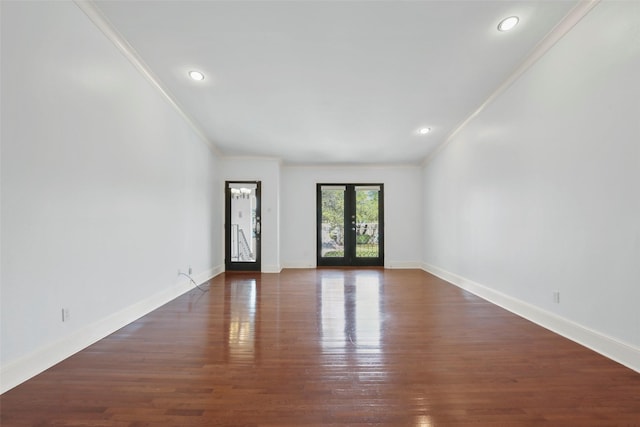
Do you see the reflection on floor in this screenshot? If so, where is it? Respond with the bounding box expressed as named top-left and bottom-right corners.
top-left (1, 268), bottom-right (639, 425)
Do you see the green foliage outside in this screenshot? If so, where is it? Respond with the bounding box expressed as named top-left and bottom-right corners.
top-left (322, 189), bottom-right (379, 234)
top-left (355, 190), bottom-right (378, 225)
top-left (322, 189), bottom-right (345, 244)
top-left (322, 188), bottom-right (379, 257)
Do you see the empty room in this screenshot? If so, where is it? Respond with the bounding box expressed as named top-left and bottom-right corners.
top-left (1, 0), bottom-right (639, 425)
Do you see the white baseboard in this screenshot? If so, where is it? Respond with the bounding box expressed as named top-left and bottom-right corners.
top-left (262, 264), bottom-right (282, 273)
top-left (199, 265), bottom-right (224, 283)
top-left (0, 267), bottom-right (222, 394)
top-left (385, 261), bottom-right (422, 269)
top-left (422, 263), bottom-right (640, 373)
top-left (281, 261), bottom-right (316, 269)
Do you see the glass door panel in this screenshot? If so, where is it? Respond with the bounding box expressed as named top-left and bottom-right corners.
top-left (319, 185), bottom-right (346, 260)
top-left (226, 181), bottom-right (261, 271)
top-left (317, 184), bottom-right (383, 267)
top-left (355, 185), bottom-right (380, 259)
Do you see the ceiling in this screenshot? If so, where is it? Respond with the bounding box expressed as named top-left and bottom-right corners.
top-left (92, 0), bottom-right (579, 165)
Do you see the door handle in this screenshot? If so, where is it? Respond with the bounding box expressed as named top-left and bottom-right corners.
top-left (256, 222), bottom-right (261, 235)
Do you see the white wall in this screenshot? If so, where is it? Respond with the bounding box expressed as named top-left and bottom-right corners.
top-left (2, 0), bottom-right (637, 396)
top-left (422, 1), bottom-right (639, 371)
top-left (221, 158), bottom-right (281, 272)
top-left (282, 165), bottom-right (422, 268)
top-left (1, 1), bottom-right (223, 392)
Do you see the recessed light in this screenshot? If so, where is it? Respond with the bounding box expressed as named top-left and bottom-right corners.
top-left (188, 70), bottom-right (205, 81)
top-left (498, 16), bottom-right (519, 32)
top-left (418, 127), bottom-right (431, 135)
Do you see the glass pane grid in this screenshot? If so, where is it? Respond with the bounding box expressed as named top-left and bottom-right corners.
top-left (355, 189), bottom-right (379, 258)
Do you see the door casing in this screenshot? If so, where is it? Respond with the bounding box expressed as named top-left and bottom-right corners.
top-left (316, 183), bottom-right (384, 267)
top-left (225, 181), bottom-right (261, 271)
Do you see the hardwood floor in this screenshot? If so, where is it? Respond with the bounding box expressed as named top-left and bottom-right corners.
top-left (1, 269), bottom-right (639, 426)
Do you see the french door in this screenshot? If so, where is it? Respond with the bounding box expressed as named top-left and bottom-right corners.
top-left (225, 181), bottom-right (261, 271)
top-left (317, 183), bottom-right (384, 267)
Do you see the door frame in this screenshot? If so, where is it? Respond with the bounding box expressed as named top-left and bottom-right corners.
top-left (316, 183), bottom-right (384, 267)
top-left (225, 181), bottom-right (261, 272)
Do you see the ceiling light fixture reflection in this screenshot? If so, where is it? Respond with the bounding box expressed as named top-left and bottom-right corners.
top-left (498, 16), bottom-right (519, 32)
top-left (188, 70), bottom-right (205, 81)
top-left (418, 127), bottom-right (431, 135)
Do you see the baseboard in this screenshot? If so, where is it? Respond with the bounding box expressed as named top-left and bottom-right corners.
top-left (281, 261), bottom-right (316, 269)
top-left (0, 267), bottom-right (222, 394)
top-left (262, 264), bottom-right (283, 273)
top-left (199, 265), bottom-right (224, 283)
top-left (422, 263), bottom-right (640, 373)
top-left (385, 261), bottom-right (422, 269)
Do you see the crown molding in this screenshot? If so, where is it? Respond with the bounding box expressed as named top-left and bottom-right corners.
top-left (422, 0), bottom-right (601, 167)
top-left (73, 0), bottom-right (222, 157)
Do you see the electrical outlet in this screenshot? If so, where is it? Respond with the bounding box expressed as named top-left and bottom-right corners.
top-left (553, 291), bottom-right (560, 304)
top-left (62, 308), bottom-right (70, 322)
top-left (188, 266), bottom-right (192, 275)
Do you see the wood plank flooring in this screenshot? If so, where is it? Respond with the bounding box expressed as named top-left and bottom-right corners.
top-left (1, 269), bottom-right (639, 426)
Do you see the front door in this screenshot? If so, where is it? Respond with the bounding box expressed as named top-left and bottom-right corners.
top-left (225, 181), bottom-right (261, 271)
top-left (317, 184), bottom-right (384, 267)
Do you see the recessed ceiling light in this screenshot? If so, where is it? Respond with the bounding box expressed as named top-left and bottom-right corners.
top-left (188, 70), bottom-right (205, 81)
top-left (418, 127), bottom-right (431, 135)
top-left (498, 16), bottom-right (519, 32)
